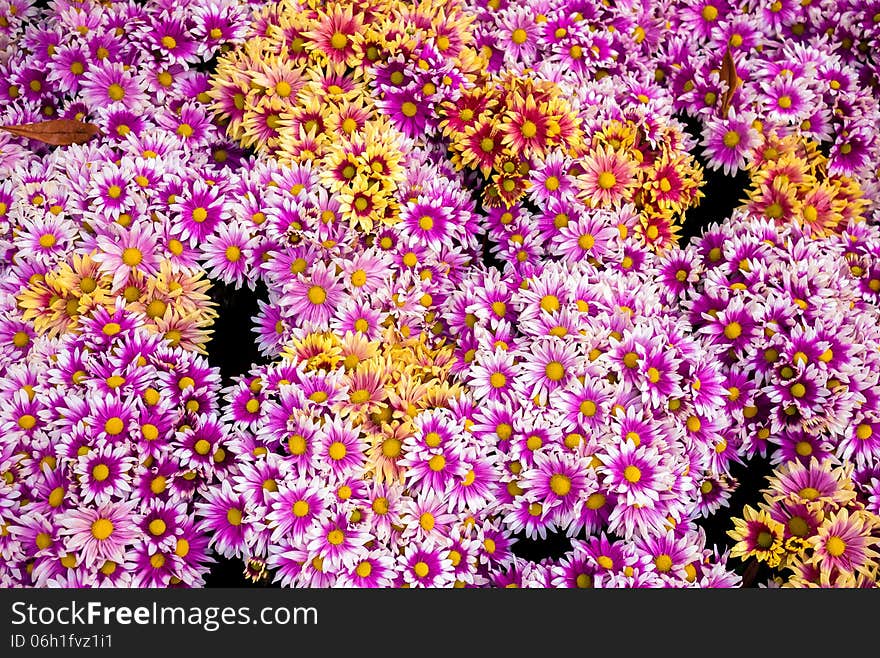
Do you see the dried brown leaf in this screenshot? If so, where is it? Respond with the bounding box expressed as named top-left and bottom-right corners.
top-left (719, 48), bottom-right (740, 117)
top-left (0, 118), bottom-right (100, 146)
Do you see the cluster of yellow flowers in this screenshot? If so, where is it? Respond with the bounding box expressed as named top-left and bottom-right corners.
top-left (280, 327), bottom-right (464, 483)
top-left (728, 459), bottom-right (880, 588)
top-left (441, 71), bottom-right (583, 207)
top-left (209, 0), bottom-right (483, 232)
top-left (18, 254), bottom-right (217, 353)
top-left (589, 118), bottom-right (705, 251)
top-left (743, 131), bottom-right (867, 237)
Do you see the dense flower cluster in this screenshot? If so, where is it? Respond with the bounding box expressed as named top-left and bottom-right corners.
top-left (441, 259), bottom-right (742, 582)
top-left (199, 329), bottom-right (484, 587)
top-left (668, 215), bottom-right (880, 477)
top-left (206, 0), bottom-right (486, 356)
top-left (0, 0), bottom-right (256, 587)
top-left (0, 0), bottom-right (263, 356)
top-left (237, 148), bottom-right (483, 359)
top-left (465, 1), bottom-right (706, 254)
top-left (1, 0), bottom-right (880, 590)
top-left (741, 132), bottom-right (867, 237)
top-left (0, 306), bottom-right (228, 587)
top-left (660, 0), bottom-right (880, 204)
top-left (728, 457), bottom-right (880, 587)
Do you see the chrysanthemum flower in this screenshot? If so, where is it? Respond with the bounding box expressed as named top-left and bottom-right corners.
top-left (281, 261), bottom-right (344, 330)
top-left (700, 110), bottom-right (759, 176)
top-left (80, 60), bottom-right (148, 110)
top-left (809, 508), bottom-right (879, 580)
top-left (577, 144), bottom-right (637, 208)
top-left (93, 224), bottom-right (160, 291)
top-left (728, 504), bottom-right (787, 567)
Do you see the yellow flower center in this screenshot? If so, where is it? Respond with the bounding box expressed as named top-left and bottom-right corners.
top-left (545, 360), bottom-right (565, 381)
top-left (150, 476), bottom-right (166, 494)
top-left (788, 516), bottom-right (809, 537)
top-left (224, 245), bottom-right (241, 262)
top-left (766, 202), bottom-right (783, 219)
top-left (122, 247), bottom-right (142, 267)
top-left (795, 441), bottom-right (812, 456)
top-left (284, 433), bottom-right (306, 456)
top-left (623, 465), bottom-right (642, 483)
top-left (722, 130), bottom-right (740, 148)
top-left (191, 207), bottom-right (208, 223)
top-left (586, 493), bottom-right (606, 509)
top-left (550, 474), bottom-right (571, 496)
top-left (91, 519), bottom-right (114, 540)
top-left (13, 331), bottom-right (30, 348)
top-left (48, 486), bottom-right (64, 508)
top-left (798, 486), bottom-right (820, 500)
top-left (520, 120), bottom-right (537, 139)
top-left (654, 554), bottom-right (673, 572)
top-left (104, 417), bottom-right (124, 435)
top-left (18, 414), bottom-right (36, 430)
top-left (580, 399), bottom-right (597, 417)
top-left (578, 233), bottom-right (595, 250)
top-left (328, 441), bottom-right (347, 461)
top-left (756, 531), bottom-right (774, 549)
top-left (308, 285), bottom-right (327, 305)
top-left (226, 508), bottom-right (242, 526)
top-left (330, 32), bottom-right (348, 50)
top-left (825, 536), bottom-right (846, 557)
top-left (597, 171), bottom-right (617, 190)
top-left (511, 28), bottom-right (528, 44)
top-left (92, 464), bottom-right (110, 482)
top-left (419, 512), bottom-right (435, 531)
top-left (376, 436), bottom-right (400, 459)
top-left (36, 532), bottom-right (52, 550)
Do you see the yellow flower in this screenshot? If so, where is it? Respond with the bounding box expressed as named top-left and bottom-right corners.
top-left (728, 505), bottom-right (787, 568)
top-left (151, 308), bottom-right (215, 355)
top-left (283, 332), bottom-right (343, 371)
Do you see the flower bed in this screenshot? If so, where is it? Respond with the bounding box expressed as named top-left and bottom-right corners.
top-left (1, 0), bottom-right (879, 588)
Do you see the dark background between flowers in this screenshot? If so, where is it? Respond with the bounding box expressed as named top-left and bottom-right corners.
top-left (201, 113), bottom-right (774, 587)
